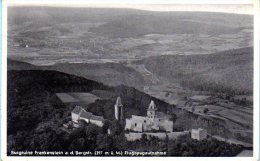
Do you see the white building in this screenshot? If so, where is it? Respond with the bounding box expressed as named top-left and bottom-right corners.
top-left (125, 100), bottom-right (173, 133)
top-left (191, 128), bottom-right (207, 141)
top-left (71, 105), bottom-right (104, 127)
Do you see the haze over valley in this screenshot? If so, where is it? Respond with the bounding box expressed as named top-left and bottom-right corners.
top-left (7, 6), bottom-right (254, 155)
top-left (8, 7), bottom-right (252, 65)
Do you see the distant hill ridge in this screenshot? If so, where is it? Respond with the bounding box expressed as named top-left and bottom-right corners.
top-left (9, 7), bottom-right (252, 38)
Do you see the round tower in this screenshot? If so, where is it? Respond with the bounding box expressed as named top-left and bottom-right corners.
top-left (115, 96), bottom-right (123, 120)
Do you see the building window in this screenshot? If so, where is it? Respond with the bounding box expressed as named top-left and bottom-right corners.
top-left (135, 123), bottom-right (137, 127)
top-left (144, 120), bottom-right (146, 123)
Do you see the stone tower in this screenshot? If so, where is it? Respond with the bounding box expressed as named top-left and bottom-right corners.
top-left (147, 100), bottom-right (157, 120)
top-left (115, 97), bottom-right (123, 120)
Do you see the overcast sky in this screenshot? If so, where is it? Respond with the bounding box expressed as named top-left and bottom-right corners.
top-left (7, 0), bottom-right (254, 15)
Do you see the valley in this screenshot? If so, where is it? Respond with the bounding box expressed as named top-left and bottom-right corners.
top-left (7, 46), bottom-right (254, 147)
top-left (6, 6), bottom-right (254, 156)
top-left (8, 7), bottom-right (252, 66)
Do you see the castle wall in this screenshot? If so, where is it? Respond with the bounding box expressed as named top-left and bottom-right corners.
top-left (71, 112), bottom-right (104, 127)
top-left (125, 132), bottom-right (165, 141)
top-left (125, 119), bottom-right (132, 130)
top-left (126, 115), bottom-right (174, 132)
top-left (191, 129), bottom-right (207, 140)
top-left (158, 120), bottom-right (173, 132)
top-left (132, 115), bottom-right (147, 122)
top-left (89, 119), bottom-right (103, 127)
top-left (78, 117), bottom-right (90, 124)
top-left (133, 123), bottom-right (143, 132)
top-left (125, 131), bottom-right (189, 141)
top-left (71, 112), bottom-right (80, 123)
top-left (167, 131), bottom-right (189, 139)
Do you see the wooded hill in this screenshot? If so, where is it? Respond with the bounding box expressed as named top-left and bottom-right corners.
top-left (144, 47), bottom-right (253, 95)
top-left (7, 68), bottom-right (250, 153)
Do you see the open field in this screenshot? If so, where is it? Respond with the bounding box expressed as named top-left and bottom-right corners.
top-left (180, 94), bottom-right (253, 144)
top-left (236, 150), bottom-right (253, 157)
top-left (8, 7), bottom-right (253, 65)
top-left (56, 92), bottom-right (100, 104)
top-left (8, 30), bottom-right (252, 65)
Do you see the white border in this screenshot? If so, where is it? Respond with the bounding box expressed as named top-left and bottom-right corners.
top-left (1, 0), bottom-right (259, 161)
top-left (253, 0), bottom-right (260, 158)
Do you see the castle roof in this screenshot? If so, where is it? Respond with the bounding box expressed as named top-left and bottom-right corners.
top-left (148, 100), bottom-right (156, 110)
top-left (90, 115), bottom-right (104, 121)
top-left (115, 96), bottom-right (123, 106)
top-left (131, 115), bottom-right (147, 122)
top-left (80, 111), bottom-right (93, 118)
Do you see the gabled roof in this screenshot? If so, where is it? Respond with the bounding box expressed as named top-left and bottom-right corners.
top-left (90, 115), bottom-right (104, 121)
top-left (80, 111), bottom-right (93, 119)
top-left (72, 105), bottom-right (86, 114)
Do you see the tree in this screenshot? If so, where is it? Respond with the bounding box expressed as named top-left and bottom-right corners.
top-left (192, 106), bottom-right (195, 113)
top-left (96, 134), bottom-right (113, 151)
top-left (140, 134), bottom-right (148, 144)
top-left (69, 137), bottom-right (86, 151)
top-left (109, 120), bottom-right (123, 135)
top-left (113, 134), bottom-right (128, 150)
top-left (203, 108), bottom-right (209, 114)
top-left (85, 124), bottom-right (100, 141)
top-left (102, 120), bottom-right (110, 134)
top-left (7, 135), bottom-right (16, 154)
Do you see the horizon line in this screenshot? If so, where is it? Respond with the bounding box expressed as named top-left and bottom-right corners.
top-left (6, 3), bottom-right (254, 15)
